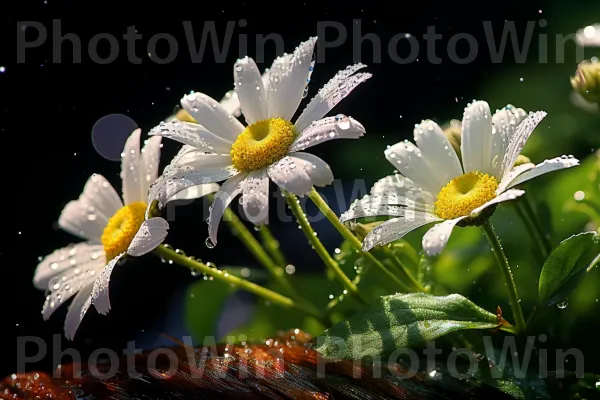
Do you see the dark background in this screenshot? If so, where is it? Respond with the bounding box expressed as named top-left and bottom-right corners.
top-left (2, 0), bottom-right (599, 379)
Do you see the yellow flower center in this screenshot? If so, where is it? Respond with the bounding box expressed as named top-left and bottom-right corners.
top-left (231, 118), bottom-right (298, 171)
top-left (434, 172), bottom-right (498, 220)
top-left (101, 202), bottom-right (147, 261)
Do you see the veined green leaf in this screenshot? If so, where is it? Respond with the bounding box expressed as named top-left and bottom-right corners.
top-left (315, 293), bottom-right (506, 360)
top-left (538, 231), bottom-right (600, 307)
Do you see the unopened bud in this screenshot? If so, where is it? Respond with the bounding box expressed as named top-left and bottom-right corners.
top-left (348, 221), bottom-right (381, 241)
top-left (571, 60), bottom-right (600, 105)
top-left (443, 120), bottom-right (462, 158)
top-left (514, 155), bottom-right (531, 166)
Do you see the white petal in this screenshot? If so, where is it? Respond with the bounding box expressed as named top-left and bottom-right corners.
top-left (241, 170), bottom-right (269, 225)
top-left (570, 91), bottom-right (600, 113)
top-left (370, 174), bottom-right (436, 204)
top-left (413, 119), bottom-right (463, 184)
top-left (121, 128), bottom-right (143, 204)
top-left (576, 24), bottom-right (600, 47)
top-left (139, 135), bottom-right (162, 200)
top-left (267, 156), bottom-right (313, 196)
top-left (461, 100), bottom-right (493, 174)
top-left (289, 152), bottom-right (334, 187)
top-left (181, 92), bottom-right (245, 142)
top-left (149, 121), bottom-right (232, 153)
top-left (234, 56), bottom-right (268, 124)
top-left (64, 284), bottom-right (93, 340)
top-left (91, 253), bottom-right (126, 315)
top-left (295, 64), bottom-right (371, 132)
top-left (41, 254), bottom-right (107, 320)
top-left (208, 173), bottom-right (248, 245)
top-left (266, 37), bottom-right (317, 121)
top-left (489, 105), bottom-right (528, 179)
top-left (127, 217), bottom-right (169, 256)
top-left (497, 163), bottom-right (535, 193)
top-left (362, 211), bottom-right (441, 251)
top-left (470, 189), bottom-right (525, 216)
top-left (502, 156), bottom-right (580, 192)
top-left (384, 141), bottom-right (445, 194)
top-left (58, 174), bottom-right (123, 241)
top-left (290, 116), bottom-right (365, 152)
top-left (499, 111), bottom-right (547, 181)
top-left (149, 166), bottom-right (236, 209)
top-left (166, 151), bottom-right (232, 171)
top-left (422, 218), bottom-right (466, 256)
top-left (33, 242), bottom-right (104, 290)
top-left (219, 89), bottom-right (242, 117)
top-left (340, 192), bottom-right (434, 223)
top-left (166, 183), bottom-right (220, 202)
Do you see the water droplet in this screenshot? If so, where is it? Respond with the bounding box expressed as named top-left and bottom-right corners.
top-left (205, 237), bottom-right (215, 249)
top-left (190, 269), bottom-right (200, 277)
top-left (557, 298), bottom-right (569, 309)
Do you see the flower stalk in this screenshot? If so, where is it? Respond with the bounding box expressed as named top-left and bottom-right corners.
top-left (480, 220), bottom-right (526, 334)
top-left (222, 207), bottom-right (298, 299)
top-left (307, 188), bottom-right (424, 292)
top-left (153, 244), bottom-right (323, 320)
top-left (283, 191), bottom-right (368, 305)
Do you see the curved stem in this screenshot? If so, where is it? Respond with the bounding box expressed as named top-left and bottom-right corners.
top-left (283, 191), bottom-right (367, 305)
top-left (257, 224), bottom-right (288, 267)
top-left (307, 188), bottom-right (422, 292)
top-left (222, 208), bottom-right (298, 298)
top-left (522, 197), bottom-right (553, 256)
top-left (380, 246), bottom-right (425, 292)
top-left (516, 200), bottom-right (551, 260)
top-left (480, 220), bottom-right (526, 334)
top-left (153, 245), bottom-right (323, 321)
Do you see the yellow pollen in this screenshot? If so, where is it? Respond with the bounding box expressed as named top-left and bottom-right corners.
top-left (231, 117), bottom-right (298, 171)
top-left (101, 202), bottom-right (147, 261)
top-left (434, 172), bottom-right (498, 220)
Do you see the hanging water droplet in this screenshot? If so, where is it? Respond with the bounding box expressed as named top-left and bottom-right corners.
top-left (190, 269), bottom-right (200, 277)
top-left (205, 237), bottom-right (215, 249)
top-left (557, 298), bottom-right (569, 309)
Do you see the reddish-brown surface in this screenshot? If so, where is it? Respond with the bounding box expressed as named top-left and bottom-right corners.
top-left (1, 330), bottom-right (513, 399)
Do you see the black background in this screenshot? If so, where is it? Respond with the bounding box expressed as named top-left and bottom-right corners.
top-left (4, 0), bottom-right (591, 378)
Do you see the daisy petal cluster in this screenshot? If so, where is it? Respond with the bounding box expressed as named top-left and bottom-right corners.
top-left (148, 37), bottom-right (371, 245)
top-left (341, 101), bottom-right (579, 256)
top-left (33, 128), bottom-right (218, 339)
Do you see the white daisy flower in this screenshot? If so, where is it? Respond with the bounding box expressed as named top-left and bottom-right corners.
top-left (576, 24), bottom-right (600, 47)
top-left (33, 129), bottom-right (216, 339)
top-left (148, 37), bottom-right (371, 245)
top-left (340, 101), bottom-right (579, 256)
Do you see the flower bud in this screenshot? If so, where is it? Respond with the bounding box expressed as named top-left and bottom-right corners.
top-left (513, 155), bottom-right (531, 166)
top-left (571, 60), bottom-right (600, 105)
top-left (443, 120), bottom-right (462, 158)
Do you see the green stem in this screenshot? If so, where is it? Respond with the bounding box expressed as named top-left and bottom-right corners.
top-left (283, 191), bottom-right (367, 305)
top-left (480, 220), bottom-right (526, 334)
top-left (153, 245), bottom-right (322, 320)
top-left (515, 202), bottom-right (546, 262)
top-left (380, 246), bottom-right (424, 292)
top-left (587, 252), bottom-right (600, 273)
top-left (257, 224), bottom-right (288, 267)
top-left (222, 208), bottom-right (298, 299)
top-left (522, 197), bottom-right (553, 257)
top-left (307, 187), bottom-right (422, 292)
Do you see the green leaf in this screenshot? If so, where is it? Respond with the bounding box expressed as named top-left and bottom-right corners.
top-left (185, 278), bottom-right (236, 342)
top-left (315, 293), bottom-right (505, 360)
top-left (185, 266), bottom-right (269, 342)
top-left (538, 231), bottom-right (600, 307)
